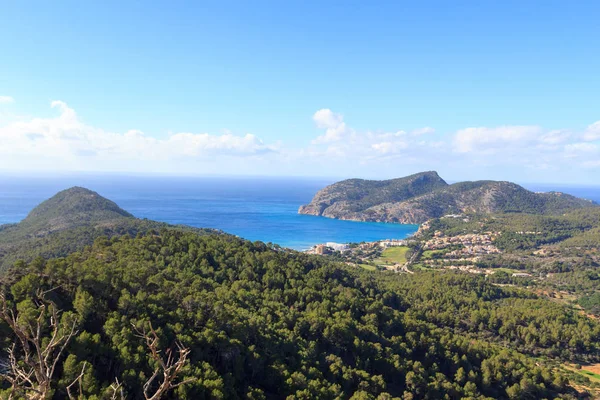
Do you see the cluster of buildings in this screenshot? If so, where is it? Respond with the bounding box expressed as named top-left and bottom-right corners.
top-left (424, 232), bottom-right (496, 250)
top-left (423, 232), bottom-right (501, 258)
top-left (445, 244), bottom-right (501, 257)
top-left (308, 238), bottom-right (410, 256)
top-left (378, 239), bottom-right (409, 248)
top-left (309, 242), bottom-right (350, 255)
top-left (446, 265), bottom-right (485, 274)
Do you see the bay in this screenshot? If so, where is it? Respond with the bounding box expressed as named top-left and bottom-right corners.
top-left (2, 175), bottom-right (599, 251)
top-left (0, 175), bottom-right (418, 250)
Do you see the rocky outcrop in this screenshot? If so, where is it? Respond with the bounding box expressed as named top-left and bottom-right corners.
top-left (299, 173), bottom-right (597, 224)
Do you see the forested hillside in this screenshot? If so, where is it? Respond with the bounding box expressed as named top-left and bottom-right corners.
top-left (1, 230), bottom-right (598, 399)
top-left (409, 208), bottom-right (600, 318)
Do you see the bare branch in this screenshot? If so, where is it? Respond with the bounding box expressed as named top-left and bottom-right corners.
top-left (49, 317), bottom-right (79, 379)
top-left (132, 321), bottom-right (193, 400)
top-left (66, 361), bottom-right (87, 400)
top-left (36, 286), bottom-right (63, 299)
top-left (0, 289), bottom-right (79, 399)
top-left (109, 377), bottom-right (126, 400)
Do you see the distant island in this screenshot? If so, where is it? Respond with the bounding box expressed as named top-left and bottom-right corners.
top-left (299, 171), bottom-right (597, 224)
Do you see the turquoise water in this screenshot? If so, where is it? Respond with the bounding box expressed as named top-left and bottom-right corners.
top-left (0, 175), bottom-right (419, 250)
top-left (2, 176), bottom-right (598, 250)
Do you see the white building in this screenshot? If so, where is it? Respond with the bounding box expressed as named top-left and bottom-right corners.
top-left (326, 242), bottom-right (349, 251)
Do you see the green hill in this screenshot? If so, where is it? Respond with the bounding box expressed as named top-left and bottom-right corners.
top-left (298, 171), bottom-right (448, 218)
top-left (0, 187), bottom-right (216, 272)
top-left (20, 186), bottom-right (134, 232)
top-left (299, 172), bottom-right (596, 223)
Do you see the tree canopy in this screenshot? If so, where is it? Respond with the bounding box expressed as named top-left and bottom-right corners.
top-left (1, 230), bottom-right (596, 399)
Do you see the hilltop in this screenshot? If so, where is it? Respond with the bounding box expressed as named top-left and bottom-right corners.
top-left (299, 172), bottom-right (596, 224)
top-left (0, 187), bottom-right (216, 271)
top-left (12, 186), bottom-right (134, 236)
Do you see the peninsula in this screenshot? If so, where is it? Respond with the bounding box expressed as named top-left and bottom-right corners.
top-left (298, 171), bottom-right (596, 224)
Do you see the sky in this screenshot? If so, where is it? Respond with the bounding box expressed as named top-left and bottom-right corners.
top-left (1, 1), bottom-right (599, 184)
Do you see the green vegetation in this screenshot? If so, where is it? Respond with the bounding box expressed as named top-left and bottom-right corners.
top-left (0, 187), bottom-right (218, 272)
top-left (299, 171), bottom-right (596, 224)
top-left (358, 263), bottom-right (377, 271)
top-left (417, 208), bottom-right (600, 316)
top-left (580, 370), bottom-right (600, 381)
top-left (23, 186), bottom-right (133, 227)
top-left (1, 230), bottom-right (596, 398)
top-left (2, 186), bottom-right (600, 398)
top-left (420, 250), bottom-right (446, 260)
top-left (425, 208), bottom-right (600, 252)
top-left (299, 171), bottom-right (448, 218)
top-left (555, 364), bottom-right (600, 394)
top-left (410, 263), bottom-right (428, 271)
top-left (374, 246), bottom-right (409, 265)
top-left (579, 293), bottom-right (600, 315)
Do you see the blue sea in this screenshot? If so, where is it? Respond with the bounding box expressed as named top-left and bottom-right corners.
top-left (1, 175), bottom-right (599, 250)
top-left (0, 175), bottom-right (419, 250)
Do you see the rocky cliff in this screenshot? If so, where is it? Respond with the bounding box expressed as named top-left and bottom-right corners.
top-left (299, 173), bottom-right (596, 224)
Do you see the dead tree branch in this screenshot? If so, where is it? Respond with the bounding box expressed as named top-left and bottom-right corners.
top-left (132, 322), bottom-right (193, 400)
top-left (109, 377), bottom-right (126, 400)
top-left (0, 290), bottom-right (79, 399)
top-left (66, 361), bottom-right (87, 400)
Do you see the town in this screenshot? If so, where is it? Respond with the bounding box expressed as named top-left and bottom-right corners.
top-left (305, 216), bottom-right (505, 275)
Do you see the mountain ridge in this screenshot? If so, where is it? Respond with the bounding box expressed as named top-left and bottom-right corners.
top-left (299, 172), bottom-right (597, 224)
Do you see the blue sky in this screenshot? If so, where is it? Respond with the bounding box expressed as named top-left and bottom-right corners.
top-left (1, 1), bottom-right (599, 184)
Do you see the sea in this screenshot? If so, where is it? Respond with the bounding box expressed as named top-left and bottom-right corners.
top-left (0, 175), bottom-right (599, 251)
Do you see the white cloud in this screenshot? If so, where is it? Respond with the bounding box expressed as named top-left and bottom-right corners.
top-left (305, 111), bottom-right (600, 180)
top-left (2, 99), bottom-right (600, 181)
top-left (371, 141), bottom-right (408, 154)
top-left (311, 109), bottom-right (350, 144)
top-left (310, 109), bottom-right (439, 158)
top-left (565, 142), bottom-right (599, 154)
top-left (453, 125), bottom-right (541, 153)
top-left (539, 130), bottom-right (571, 145)
top-left (313, 108), bottom-right (343, 129)
top-left (0, 101), bottom-right (277, 172)
top-left (166, 132), bottom-right (271, 156)
top-left (411, 127), bottom-right (435, 136)
top-left (446, 122), bottom-right (600, 173)
top-left (369, 130), bottom-right (406, 139)
top-left (371, 141), bottom-right (392, 154)
top-left (0, 96), bottom-right (14, 104)
top-left (583, 121), bottom-right (600, 141)
top-left (305, 109), bottom-right (445, 167)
